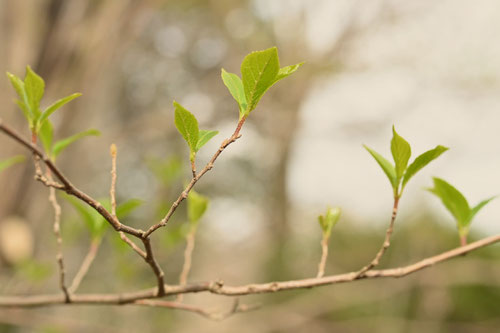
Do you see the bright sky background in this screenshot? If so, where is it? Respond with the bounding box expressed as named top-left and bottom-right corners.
top-left (274, 0), bottom-right (500, 234)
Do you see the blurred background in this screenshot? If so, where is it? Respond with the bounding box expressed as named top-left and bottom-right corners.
top-left (0, 0), bottom-right (499, 332)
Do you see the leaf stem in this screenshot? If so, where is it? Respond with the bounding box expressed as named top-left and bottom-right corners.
top-left (356, 196), bottom-right (400, 277)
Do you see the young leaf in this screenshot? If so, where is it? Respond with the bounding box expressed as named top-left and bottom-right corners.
top-left (390, 126), bottom-right (411, 182)
top-left (39, 120), bottom-right (54, 156)
top-left (52, 129), bottom-right (100, 159)
top-left (273, 62), bottom-right (304, 83)
top-left (221, 69), bottom-right (247, 113)
top-left (402, 145), bottom-right (448, 189)
top-left (64, 195), bottom-right (103, 239)
top-left (7, 72), bottom-right (32, 125)
top-left (196, 130), bottom-right (219, 152)
top-left (427, 178), bottom-right (471, 229)
top-left (37, 93), bottom-right (82, 130)
top-left (116, 199), bottom-right (144, 219)
top-left (364, 145), bottom-right (398, 189)
top-left (187, 190), bottom-right (209, 224)
top-left (6, 72), bottom-right (25, 101)
top-left (0, 155), bottom-right (25, 173)
top-left (15, 100), bottom-right (33, 126)
top-left (469, 197), bottom-right (496, 222)
top-left (318, 207), bottom-right (341, 238)
top-left (24, 66), bottom-right (44, 120)
top-left (173, 101), bottom-right (199, 155)
top-left (241, 47), bottom-right (280, 113)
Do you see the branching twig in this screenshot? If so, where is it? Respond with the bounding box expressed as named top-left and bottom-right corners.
top-left (356, 197), bottom-right (400, 277)
top-left (109, 143), bottom-right (165, 294)
top-left (0, 233), bottom-right (497, 308)
top-left (0, 120), bottom-right (144, 238)
top-left (143, 116), bottom-right (247, 237)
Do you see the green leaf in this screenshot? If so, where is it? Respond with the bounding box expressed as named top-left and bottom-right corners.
top-left (39, 120), bottom-right (54, 156)
top-left (196, 130), bottom-right (219, 152)
top-left (24, 66), bottom-right (44, 121)
top-left (427, 178), bottom-right (471, 229)
top-left (402, 145), bottom-right (448, 189)
top-left (273, 62), bottom-right (304, 83)
top-left (318, 207), bottom-right (341, 238)
top-left (147, 156), bottom-right (183, 186)
top-left (390, 126), bottom-right (411, 182)
top-left (64, 195), bottom-right (103, 238)
top-left (0, 155), bottom-right (25, 173)
top-left (364, 145), bottom-right (398, 190)
top-left (241, 47), bottom-right (280, 113)
top-left (173, 101), bottom-right (199, 155)
top-left (52, 129), bottom-right (100, 159)
top-left (6, 72), bottom-right (25, 101)
top-left (116, 199), bottom-right (143, 219)
top-left (469, 196), bottom-right (496, 222)
top-left (187, 190), bottom-right (209, 224)
top-left (38, 93), bottom-right (82, 130)
top-left (221, 69), bottom-right (247, 113)
top-left (15, 100), bottom-right (33, 126)
top-left (7, 72), bottom-right (32, 125)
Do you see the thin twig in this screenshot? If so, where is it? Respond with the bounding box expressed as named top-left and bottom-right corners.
top-left (316, 235), bottom-right (329, 278)
top-left (191, 159), bottom-right (196, 178)
top-left (69, 239), bottom-right (101, 293)
top-left (133, 298), bottom-right (260, 320)
top-left (142, 237), bottom-right (166, 296)
top-left (110, 144), bottom-right (117, 216)
top-left (144, 116), bottom-right (247, 237)
top-left (47, 170), bottom-right (70, 302)
top-left (177, 226), bottom-right (197, 302)
top-left (109, 143), bottom-right (164, 292)
top-left (0, 233), bottom-right (497, 307)
top-left (356, 196), bottom-right (400, 277)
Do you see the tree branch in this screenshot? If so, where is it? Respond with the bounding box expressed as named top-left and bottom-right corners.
top-left (0, 233), bottom-right (497, 308)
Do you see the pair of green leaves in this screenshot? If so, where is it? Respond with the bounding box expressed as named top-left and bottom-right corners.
top-left (221, 47), bottom-right (303, 118)
top-left (318, 207), bottom-right (341, 239)
top-left (364, 126), bottom-right (448, 198)
top-left (7, 66), bottom-right (81, 132)
top-left (7, 66), bottom-right (99, 161)
top-left (0, 155), bottom-right (25, 173)
top-left (65, 196), bottom-right (142, 240)
top-left (173, 102), bottom-right (219, 162)
top-left (187, 190), bottom-right (209, 226)
top-left (427, 178), bottom-right (495, 243)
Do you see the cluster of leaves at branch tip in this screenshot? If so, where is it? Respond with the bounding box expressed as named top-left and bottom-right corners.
top-left (187, 190), bottom-right (209, 228)
top-left (364, 126), bottom-right (448, 199)
top-left (221, 47), bottom-right (303, 118)
top-left (427, 178), bottom-right (496, 244)
top-left (64, 195), bottom-right (143, 240)
top-left (0, 155), bottom-right (25, 173)
top-left (173, 101), bottom-right (219, 163)
top-left (7, 66), bottom-right (100, 161)
top-left (318, 207), bottom-right (341, 239)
